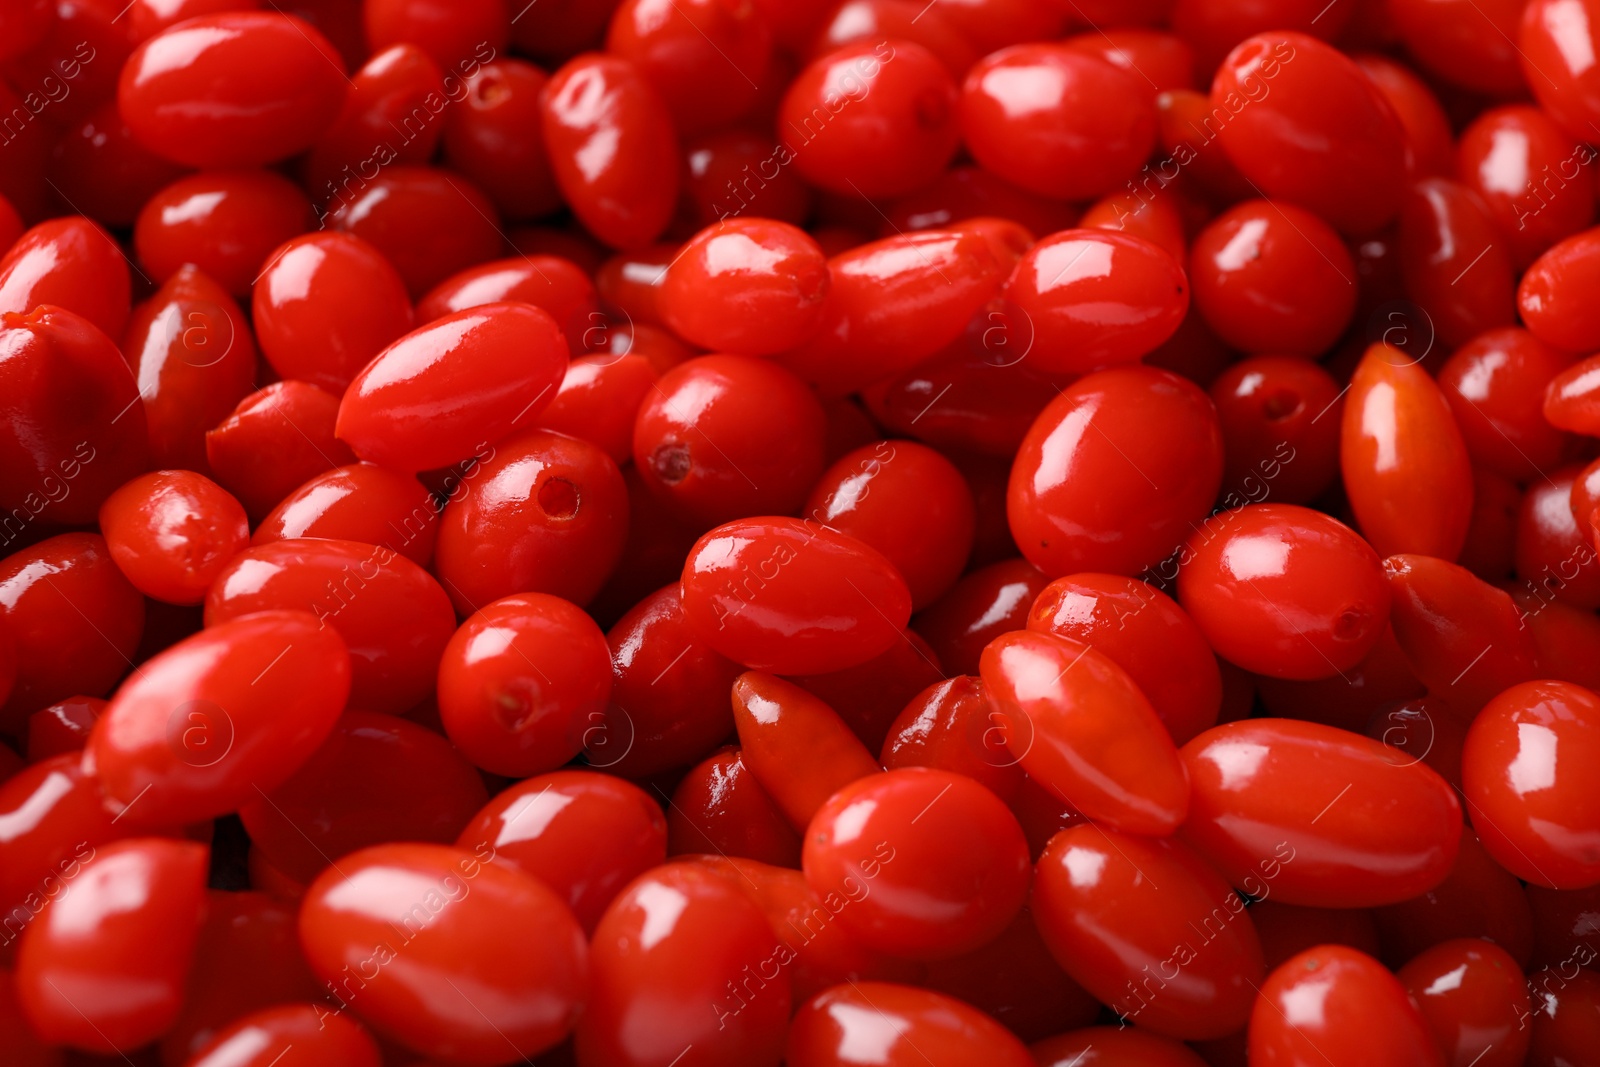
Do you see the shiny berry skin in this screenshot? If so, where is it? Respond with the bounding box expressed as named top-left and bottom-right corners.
top-left (595, 245), bottom-right (683, 325)
top-left (1519, 225), bottom-right (1600, 355)
top-left (434, 430), bottom-right (629, 611)
top-left (1080, 188), bottom-right (1188, 261)
top-left (14, 838), bottom-right (208, 1053)
top-left (541, 54), bottom-right (680, 250)
top-left (661, 220), bottom-right (830, 356)
top-left (206, 538), bottom-right (455, 715)
top-left (458, 770), bottom-right (666, 934)
top-left (804, 440), bottom-right (975, 610)
top-left (780, 40), bottom-right (961, 199)
top-left (186, 1003), bottom-right (382, 1067)
top-left (1398, 938), bottom-right (1531, 1067)
top-left (1032, 825), bottom-right (1265, 1040)
top-left (363, 0), bottom-right (506, 71)
top-left (1527, 965), bottom-right (1600, 1065)
top-left (681, 128), bottom-right (814, 228)
top-left (206, 381), bottom-right (358, 522)
top-left (788, 983), bottom-right (1033, 1067)
top-left (123, 264), bottom-right (258, 473)
top-left (787, 631), bottom-right (944, 754)
top-left (337, 302), bottom-right (569, 474)
top-left (679, 516), bottom-right (914, 674)
top-left (118, 13), bottom-right (348, 167)
top-left (0, 306), bottom-right (148, 527)
top-left (1521, 0), bottom-right (1600, 142)
top-left (917, 903), bottom-right (1100, 1042)
top-left (1008, 365), bottom-right (1224, 578)
top-left (1213, 33), bottom-right (1407, 235)
top-left (1178, 503), bottom-right (1390, 680)
top-left (98, 470), bottom-right (249, 606)
top-left (86, 609), bottom-right (350, 827)
top-left (418, 255), bottom-right (601, 356)
top-left (298, 842), bottom-right (587, 1064)
top-left (881, 676), bottom-right (1024, 803)
top-left (810, 1), bottom-right (975, 77)
top-left (1181, 718), bottom-right (1463, 907)
top-left (436, 592), bottom-right (612, 777)
top-left (960, 44), bottom-right (1155, 201)
top-left (607, 0), bottom-right (771, 134)
top-left (1464, 680), bottom-right (1600, 889)
top-left (1342, 342), bottom-right (1475, 560)
top-left (696, 850), bottom-right (921, 1001)
top-left (0, 534), bottom-right (144, 730)
top-left (1399, 178), bottom-right (1517, 351)
top-left (325, 165), bottom-right (505, 297)
top-left (1028, 573), bottom-right (1222, 745)
top-left (1438, 326), bottom-right (1577, 483)
top-left (634, 354), bottom-right (827, 527)
top-left (1457, 105), bottom-right (1595, 271)
top-left (1390, 0), bottom-right (1525, 97)
top-left (669, 746), bottom-right (803, 867)
top-left (441, 58), bottom-right (563, 222)
top-left (26, 696), bottom-right (105, 761)
top-left (1518, 589), bottom-right (1600, 696)
top-left (1155, 88), bottom-right (1253, 203)
top-left (1518, 468), bottom-right (1600, 610)
top-left (252, 231), bottom-right (415, 392)
top-left (1189, 199), bottom-right (1358, 357)
top-left (253, 463), bottom-right (440, 567)
top-left (593, 584), bottom-right (742, 777)
top-left (1252, 945), bottom-right (1443, 1066)
top-left (981, 629), bottom-right (1189, 835)
top-left (776, 226), bottom-right (1011, 396)
top-left (732, 671), bottom-right (880, 834)
top-left (161, 891), bottom-right (322, 1064)
top-left (0, 217), bottom-right (132, 341)
top-left (914, 559), bottom-right (1049, 677)
top-left (239, 710), bottom-right (487, 884)
top-left (803, 768), bottom-right (1029, 960)
top-left (578, 860), bottom-right (790, 1067)
top-left (1033, 1027), bottom-right (1209, 1067)
top-left (302, 43), bottom-right (446, 204)
top-left (1003, 229), bottom-right (1190, 374)
top-left (1062, 26), bottom-right (1194, 94)
top-left (1544, 353), bottom-right (1600, 436)
top-left (1365, 693), bottom-right (1471, 794)
top-left (0, 753), bottom-right (125, 922)
top-left (1385, 552), bottom-right (1542, 716)
top-left (539, 353), bottom-right (658, 465)
top-left (134, 170), bottom-right (313, 299)
top-left (1254, 630), bottom-right (1421, 730)
top-left (1355, 53), bottom-right (1455, 180)
top-left (1209, 355), bottom-right (1343, 504)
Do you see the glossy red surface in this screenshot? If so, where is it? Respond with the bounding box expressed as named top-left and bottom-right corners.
top-left (298, 842), bottom-right (586, 1064)
top-left (119, 13), bottom-right (348, 167)
top-left (1181, 718), bottom-right (1463, 907)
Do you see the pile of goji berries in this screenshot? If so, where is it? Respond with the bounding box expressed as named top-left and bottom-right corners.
top-left (2, 0), bottom-right (1600, 1064)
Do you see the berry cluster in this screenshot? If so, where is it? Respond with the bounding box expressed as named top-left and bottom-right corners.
top-left (1, 1), bottom-right (1599, 1065)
